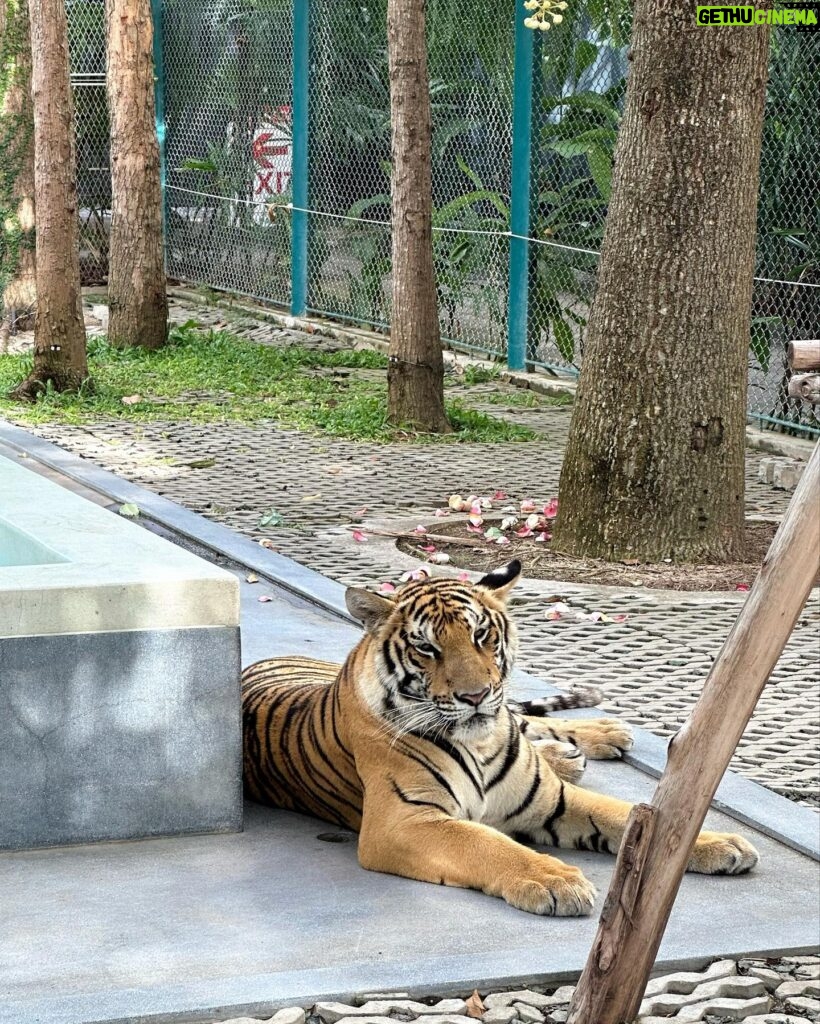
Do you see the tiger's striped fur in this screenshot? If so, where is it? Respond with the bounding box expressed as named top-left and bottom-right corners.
top-left (242, 561), bottom-right (759, 915)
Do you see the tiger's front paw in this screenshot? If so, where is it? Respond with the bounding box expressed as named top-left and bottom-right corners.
top-left (532, 738), bottom-right (587, 783)
top-left (566, 718), bottom-right (634, 759)
top-left (501, 860), bottom-right (596, 916)
top-left (688, 831), bottom-right (759, 875)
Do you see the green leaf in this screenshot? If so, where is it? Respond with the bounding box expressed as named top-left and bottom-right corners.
top-left (574, 41), bottom-right (599, 81)
top-left (258, 508), bottom-right (284, 528)
top-left (346, 194), bottom-right (391, 220)
top-left (546, 140), bottom-right (590, 159)
top-left (553, 318), bottom-right (575, 362)
top-left (750, 317), bottom-right (779, 373)
top-left (586, 144), bottom-right (613, 201)
top-left (178, 157), bottom-right (217, 173)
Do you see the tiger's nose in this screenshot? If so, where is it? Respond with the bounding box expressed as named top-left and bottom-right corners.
top-left (454, 686), bottom-right (491, 707)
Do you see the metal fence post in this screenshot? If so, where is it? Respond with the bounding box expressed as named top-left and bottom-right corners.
top-left (507, 3), bottom-right (534, 371)
top-left (290, 0), bottom-right (310, 317)
top-left (150, 0), bottom-right (168, 252)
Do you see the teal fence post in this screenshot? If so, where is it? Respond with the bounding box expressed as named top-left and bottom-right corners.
top-left (507, 3), bottom-right (534, 371)
top-left (290, 0), bottom-right (310, 317)
top-left (150, 0), bottom-right (168, 252)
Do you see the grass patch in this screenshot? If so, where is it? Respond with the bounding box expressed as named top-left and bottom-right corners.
top-left (483, 389), bottom-right (573, 408)
top-left (0, 322), bottom-right (536, 443)
top-left (459, 364), bottom-right (502, 385)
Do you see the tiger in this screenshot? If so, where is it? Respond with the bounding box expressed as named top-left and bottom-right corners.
top-left (241, 560), bottom-right (759, 916)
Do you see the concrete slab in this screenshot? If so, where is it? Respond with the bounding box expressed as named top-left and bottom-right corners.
top-left (1, 775), bottom-right (817, 1024)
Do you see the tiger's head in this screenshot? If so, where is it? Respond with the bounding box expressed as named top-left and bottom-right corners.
top-left (345, 561), bottom-right (521, 744)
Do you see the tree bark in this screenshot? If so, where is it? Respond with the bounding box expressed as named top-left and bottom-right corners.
top-left (10, 0), bottom-right (88, 399)
top-left (553, 0), bottom-right (771, 563)
top-left (566, 439), bottom-right (820, 1024)
top-left (105, 0), bottom-right (167, 350)
top-left (386, 0), bottom-right (451, 433)
top-left (0, 0), bottom-right (36, 347)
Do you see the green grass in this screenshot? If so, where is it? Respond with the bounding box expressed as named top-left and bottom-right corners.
top-left (483, 389), bottom-right (574, 408)
top-left (0, 322), bottom-right (536, 443)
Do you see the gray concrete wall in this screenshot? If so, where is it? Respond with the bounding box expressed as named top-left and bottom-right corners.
top-left (0, 626), bottom-right (242, 850)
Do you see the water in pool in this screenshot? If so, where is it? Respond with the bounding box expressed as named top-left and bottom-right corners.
top-left (0, 517), bottom-right (69, 567)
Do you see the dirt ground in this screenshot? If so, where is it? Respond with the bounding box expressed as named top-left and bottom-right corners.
top-left (397, 519), bottom-right (786, 591)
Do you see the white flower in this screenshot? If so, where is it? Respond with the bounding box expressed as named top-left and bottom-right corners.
top-left (552, 13), bottom-right (563, 22)
top-left (523, 15), bottom-right (538, 27)
top-left (524, 0), bottom-right (539, 8)
top-left (539, 19), bottom-right (551, 28)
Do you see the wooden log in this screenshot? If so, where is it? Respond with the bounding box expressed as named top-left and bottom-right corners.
top-left (788, 372), bottom-right (820, 405)
top-left (787, 339), bottom-right (820, 371)
top-left (566, 438), bottom-right (820, 1024)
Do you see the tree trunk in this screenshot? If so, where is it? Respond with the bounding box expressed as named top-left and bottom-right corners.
top-left (553, 0), bottom-right (770, 563)
top-left (10, 0), bottom-right (88, 399)
top-left (386, 0), bottom-right (451, 433)
top-left (0, 0), bottom-right (36, 347)
top-left (105, 0), bottom-right (167, 350)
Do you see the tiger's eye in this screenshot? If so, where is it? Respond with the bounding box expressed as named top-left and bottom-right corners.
top-left (474, 627), bottom-right (491, 647)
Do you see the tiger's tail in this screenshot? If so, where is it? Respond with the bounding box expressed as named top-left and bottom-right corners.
top-left (512, 684), bottom-right (603, 716)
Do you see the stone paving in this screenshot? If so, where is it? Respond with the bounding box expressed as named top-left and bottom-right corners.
top-left (8, 296), bottom-right (820, 806)
top-left (216, 955), bottom-right (820, 1024)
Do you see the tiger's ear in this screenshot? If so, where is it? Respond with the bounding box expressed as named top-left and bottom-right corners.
top-left (345, 587), bottom-right (396, 633)
top-left (475, 560), bottom-right (522, 601)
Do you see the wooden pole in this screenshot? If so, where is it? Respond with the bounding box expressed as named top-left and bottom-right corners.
top-left (786, 339), bottom-right (820, 371)
top-left (567, 439), bottom-right (820, 1024)
top-left (788, 373), bottom-right (820, 404)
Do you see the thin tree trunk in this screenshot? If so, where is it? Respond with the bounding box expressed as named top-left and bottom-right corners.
top-left (106, 0), bottom-right (167, 349)
top-left (386, 0), bottom-right (451, 433)
top-left (11, 0), bottom-right (88, 399)
top-left (553, 0), bottom-right (770, 563)
top-left (0, 0), bottom-right (36, 348)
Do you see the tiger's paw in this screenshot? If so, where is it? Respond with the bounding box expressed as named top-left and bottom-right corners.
top-left (532, 738), bottom-right (587, 783)
top-left (563, 718), bottom-right (634, 759)
top-left (502, 861), bottom-right (596, 916)
top-left (688, 831), bottom-right (760, 875)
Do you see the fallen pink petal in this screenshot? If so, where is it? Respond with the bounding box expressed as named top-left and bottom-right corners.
top-left (352, 530), bottom-right (368, 542)
top-left (257, 595), bottom-right (272, 603)
top-left (735, 583), bottom-right (750, 592)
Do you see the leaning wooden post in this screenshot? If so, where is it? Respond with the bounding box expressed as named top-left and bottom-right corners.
top-left (567, 437), bottom-right (820, 1024)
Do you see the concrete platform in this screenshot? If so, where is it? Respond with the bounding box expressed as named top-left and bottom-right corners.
top-left (2, 755), bottom-right (817, 1024)
top-left (0, 421), bottom-right (818, 1024)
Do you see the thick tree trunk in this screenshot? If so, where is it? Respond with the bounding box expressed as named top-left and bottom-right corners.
top-left (553, 0), bottom-right (770, 563)
top-left (10, 0), bottom-right (88, 399)
top-left (105, 0), bottom-right (167, 350)
top-left (386, 0), bottom-right (451, 433)
top-left (0, 0), bottom-right (36, 347)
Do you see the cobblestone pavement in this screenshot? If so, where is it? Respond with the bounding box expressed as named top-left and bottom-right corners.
top-left (215, 955), bottom-right (820, 1024)
top-left (13, 297), bottom-right (820, 806)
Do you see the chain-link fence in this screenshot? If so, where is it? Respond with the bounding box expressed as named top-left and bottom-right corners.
top-left (67, 0), bottom-right (819, 437)
top-left (67, 0), bottom-right (109, 285)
